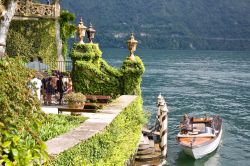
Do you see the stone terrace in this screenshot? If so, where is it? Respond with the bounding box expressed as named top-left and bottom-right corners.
top-left (42, 95), bottom-right (137, 156)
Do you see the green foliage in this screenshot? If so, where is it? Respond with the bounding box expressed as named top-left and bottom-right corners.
top-left (6, 19), bottom-right (57, 69)
top-left (59, 10), bottom-right (77, 59)
top-left (71, 43), bottom-right (124, 97)
top-left (0, 57), bottom-right (48, 165)
top-left (39, 114), bottom-right (87, 141)
top-left (71, 43), bottom-right (102, 62)
top-left (61, 0), bottom-right (250, 50)
top-left (122, 56), bottom-right (145, 95)
top-left (48, 96), bottom-right (146, 166)
top-left (64, 92), bottom-right (86, 104)
top-left (71, 43), bottom-right (144, 97)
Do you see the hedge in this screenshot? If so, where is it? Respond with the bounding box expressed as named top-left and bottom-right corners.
top-left (48, 96), bottom-right (146, 166)
top-left (70, 43), bottom-right (145, 97)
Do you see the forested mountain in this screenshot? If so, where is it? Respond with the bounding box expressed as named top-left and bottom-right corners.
top-left (61, 0), bottom-right (250, 50)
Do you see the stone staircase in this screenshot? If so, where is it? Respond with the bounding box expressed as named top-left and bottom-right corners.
top-left (134, 134), bottom-right (161, 165)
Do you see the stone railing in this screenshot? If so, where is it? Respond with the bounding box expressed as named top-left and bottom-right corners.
top-left (15, 0), bottom-right (59, 19)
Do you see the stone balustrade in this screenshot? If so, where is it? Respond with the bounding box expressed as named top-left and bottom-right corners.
top-left (15, 0), bottom-right (59, 19)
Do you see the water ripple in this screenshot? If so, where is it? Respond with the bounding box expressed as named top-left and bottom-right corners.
top-left (103, 49), bottom-right (250, 166)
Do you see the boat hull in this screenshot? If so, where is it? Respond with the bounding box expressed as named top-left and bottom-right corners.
top-left (180, 129), bottom-right (222, 159)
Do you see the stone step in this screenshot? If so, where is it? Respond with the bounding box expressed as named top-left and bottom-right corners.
top-left (149, 139), bottom-right (155, 148)
top-left (137, 138), bottom-right (156, 155)
top-left (137, 147), bottom-right (155, 155)
top-left (135, 151), bottom-right (161, 162)
top-left (154, 143), bottom-right (161, 152)
top-left (139, 135), bottom-right (149, 145)
top-left (138, 144), bottom-right (150, 151)
top-left (133, 160), bottom-right (161, 166)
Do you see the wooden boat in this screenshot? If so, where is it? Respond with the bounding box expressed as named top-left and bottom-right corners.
top-left (176, 114), bottom-right (222, 159)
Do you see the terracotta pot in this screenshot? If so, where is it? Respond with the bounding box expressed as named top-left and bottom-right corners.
top-left (68, 102), bottom-right (84, 109)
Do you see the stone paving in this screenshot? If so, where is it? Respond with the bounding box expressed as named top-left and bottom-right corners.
top-left (42, 95), bottom-right (137, 156)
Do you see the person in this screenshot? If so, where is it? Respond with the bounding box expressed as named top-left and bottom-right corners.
top-left (66, 78), bottom-right (73, 94)
top-left (30, 76), bottom-right (42, 100)
top-left (41, 77), bottom-right (47, 103)
top-left (56, 75), bottom-right (65, 105)
top-left (180, 114), bottom-right (191, 134)
top-left (46, 77), bottom-right (54, 105)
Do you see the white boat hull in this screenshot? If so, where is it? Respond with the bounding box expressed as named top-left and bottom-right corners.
top-left (181, 129), bottom-right (222, 159)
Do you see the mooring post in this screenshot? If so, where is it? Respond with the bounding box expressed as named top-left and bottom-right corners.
top-left (159, 96), bottom-right (169, 158)
top-left (157, 93), bottom-right (163, 123)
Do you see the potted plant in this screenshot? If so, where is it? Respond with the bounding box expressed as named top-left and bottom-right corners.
top-left (64, 92), bottom-right (86, 108)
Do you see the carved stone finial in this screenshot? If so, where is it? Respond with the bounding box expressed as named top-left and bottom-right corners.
top-left (77, 17), bottom-right (87, 44)
top-left (127, 33), bottom-right (138, 61)
top-left (86, 22), bottom-right (96, 43)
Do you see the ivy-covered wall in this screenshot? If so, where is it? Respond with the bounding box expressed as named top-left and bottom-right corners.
top-left (122, 56), bottom-right (145, 95)
top-left (6, 19), bottom-right (58, 69)
top-left (48, 96), bottom-right (146, 166)
top-left (71, 43), bottom-right (145, 97)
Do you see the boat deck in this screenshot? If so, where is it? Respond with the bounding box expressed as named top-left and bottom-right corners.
top-left (178, 137), bottom-right (212, 147)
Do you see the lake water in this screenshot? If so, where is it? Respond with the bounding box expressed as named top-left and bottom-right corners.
top-left (102, 48), bottom-right (250, 166)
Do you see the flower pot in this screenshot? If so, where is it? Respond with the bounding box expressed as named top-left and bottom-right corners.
top-left (68, 102), bottom-right (84, 109)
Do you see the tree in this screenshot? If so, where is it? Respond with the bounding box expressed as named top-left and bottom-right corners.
top-left (0, 0), bottom-right (17, 57)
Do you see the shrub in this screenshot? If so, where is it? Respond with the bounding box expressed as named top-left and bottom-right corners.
top-left (0, 58), bottom-right (48, 165)
top-left (64, 92), bottom-right (86, 104)
top-left (70, 43), bottom-right (145, 97)
top-left (48, 96), bottom-right (146, 166)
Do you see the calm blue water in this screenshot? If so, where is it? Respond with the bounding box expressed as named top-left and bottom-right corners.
top-left (102, 48), bottom-right (250, 166)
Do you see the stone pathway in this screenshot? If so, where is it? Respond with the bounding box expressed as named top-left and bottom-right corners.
top-left (42, 95), bottom-right (137, 156)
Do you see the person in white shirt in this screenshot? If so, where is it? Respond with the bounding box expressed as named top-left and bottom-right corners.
top-left (30, 77), bottom-right (42, 100)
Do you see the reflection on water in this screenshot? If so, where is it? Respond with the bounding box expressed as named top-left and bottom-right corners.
top-left (174, 148), bottom-right (221, 166)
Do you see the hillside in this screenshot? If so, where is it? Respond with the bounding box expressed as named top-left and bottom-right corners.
top-left (61, 0), bottom-right (250, 50)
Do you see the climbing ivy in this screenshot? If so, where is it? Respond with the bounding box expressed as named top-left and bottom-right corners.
top-left (6, 19), bottom-right (57, 69)
top-left (70, 43), bottom-right (102, 62)
top-left (121, 56), bottom-right (145, 95)
top-left (59, 10), bottom-right (76, 59)
top-left (70, 43), bottom-right (144, 97)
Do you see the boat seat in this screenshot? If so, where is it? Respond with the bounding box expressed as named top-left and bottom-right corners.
top-left (188, 131), bottom-right (198, 135)
top-left (192, 123), bottom-right (206, 133)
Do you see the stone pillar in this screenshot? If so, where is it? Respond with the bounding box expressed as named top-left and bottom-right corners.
top-left (54, 1), bottom-right (63, 70)
top-left (121, 57), bottom-right (145, 95)
top-left (122, 34), bottom-right (144, 95)
top-left (54, 0), bottom-right (60, 18)
top-left (55, 20), bottom-right (64, 63)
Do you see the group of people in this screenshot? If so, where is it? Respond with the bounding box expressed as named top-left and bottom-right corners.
top-left (30, 72), bottom-right (72, 105)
